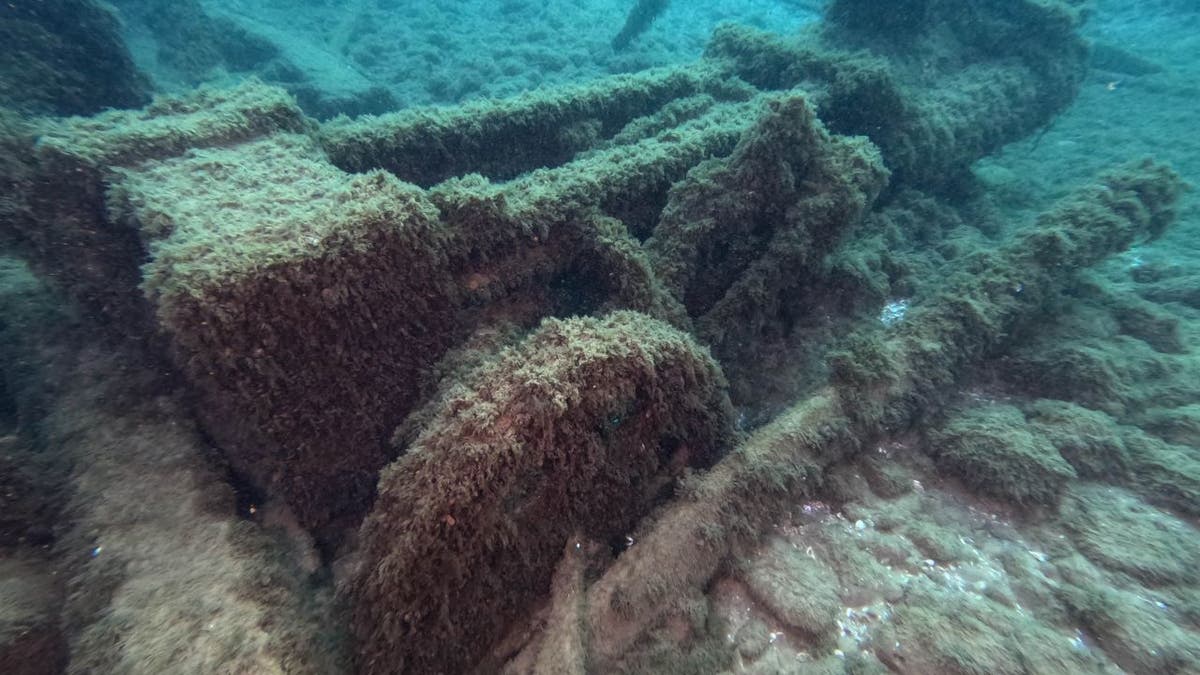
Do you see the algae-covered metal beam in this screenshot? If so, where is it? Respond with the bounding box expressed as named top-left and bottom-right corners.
top-left (319, 63), bottom-right (749, 186)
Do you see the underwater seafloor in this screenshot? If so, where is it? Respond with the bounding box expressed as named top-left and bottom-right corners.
top-left (1, 0), bottom-right (1199, 673)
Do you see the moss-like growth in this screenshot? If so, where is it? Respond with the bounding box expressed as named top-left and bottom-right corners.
top-left (1139, 271), bottom-right (1200, 309)
top-left (1022, 400), bottom-right (1200, 517)
top-left (49, 362), bottom-right (351, 674)
top-left (825, 0), bottom-right (932, 39)
top-left (1060, 484), bottom-right (1200, 586)
top-left (1107, 292), bottom-right (1186, 354)
top-left (3, 0), bottom-right (1127, 568)
top-left (1005, 339), bottom-right (1138, 416)
top-left (0, 443), bottom-right (56, 550)
top-left (819, 523), bottom-right (907, 605)
top-left (352, 311), bottom-right (734, 675)
top-left (0, 111), bottom-right (35, 247)
top-left (874, 580), bottom-right (1110, 674)
top-left (136, 0), bottom-right (278, 79)
top-left (1003, 311), bottom-right (1199, 419)
top-left (928, 403), bottom-right (1077, 506)
top-left (738, 537), bottom-right (842, 644)
top-left (1, 80), bottom-right (311, 334)
top-left (901, 519), bottom-right (976, 564)
top-left (517, 538), bottom-right (595, 675)
top-left (920, 160), bottom-right (1185, 419)
top-left (1062, 582), bottom-right (1200, 673)
top-left (93, 76), bottom-right (772, 540)
top-left (1134, 403), bottom-right (1200, 447)
top-left (111, 132), bottom-right (460, 536)
top-left (461, 95), bottom-right (754, 245)
top-left (35, 80), bottom-right (311, 171)
top-left (857, 452), bottom-right (917, 499)
top-left (1024, 399), bottom-right (1131, 482)
top-left (1119, 429), bottom-right (1200, 518)
top-left (0, 260), bottom-right (349, 672)
top-left (319, 63), bottom-right (746, 186)
top-left (0, 557), bottom-right (65, 675)
top-left (115, 106), bottom-right (750, 536)
top-left (0, 3), bottom-right (1190, 672)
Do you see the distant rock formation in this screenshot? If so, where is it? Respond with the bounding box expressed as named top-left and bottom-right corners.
top-left (0, 0), bottom-right (149, 115)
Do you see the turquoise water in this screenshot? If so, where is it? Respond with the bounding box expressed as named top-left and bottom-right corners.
top-left (1, 1), bottom-right (1198, 673)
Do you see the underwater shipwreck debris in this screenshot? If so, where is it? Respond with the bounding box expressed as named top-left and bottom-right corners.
top-left (352, 311), bottom-right (735, 675)
top-left (3, 80), bottom-right (311, 334)
top-left (1, 0), bottom-right (1094, 546)
top-left (48, 351), bottom-right (349, 675)
top-left (709, 0), bottom-right (1088, 190)
top-left (0, 0), bottom-right (1194, 672)
top-left (111, 131), bottom-right (461, 540)
top-left (581, 160), bottom-right (1185, 671)
top-left (645, 93), bottom-right (887, 355)
top-left (318, 63), bottom-right (752, 186)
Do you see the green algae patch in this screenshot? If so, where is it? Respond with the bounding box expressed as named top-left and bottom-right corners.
top-left (1107, 292), bottom-right (1186, 354)
top-left (1025, 399), bottom-right (1132, 483)
top-left (1134, 403), bottom-right (1200, 446)
top-left (1006, 334), bottom-right (1182, 417)
top-left (738, 537), bottom-right (842, 644)
top-left (352, 311), bottom-right (735, 675)
top-left (1061, 575), bottom-right (1200, 674)
top-left (1024, 400), bottom-right (1200, 518)
top-left (0, 557), bottom-right (64, 674)
top-left (901, 519), bottom-right (977, 565)
top-left (875, 580), bottom-right (1110, 675)
top-left (929, 404), bottom-right (1077, 506)
top-left (1061, 484), bottom-right (1200, 586)
top-left (1121, 430), bottom-right (1200, 517)
top-left (35, 79), bottom-right (310, 172)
